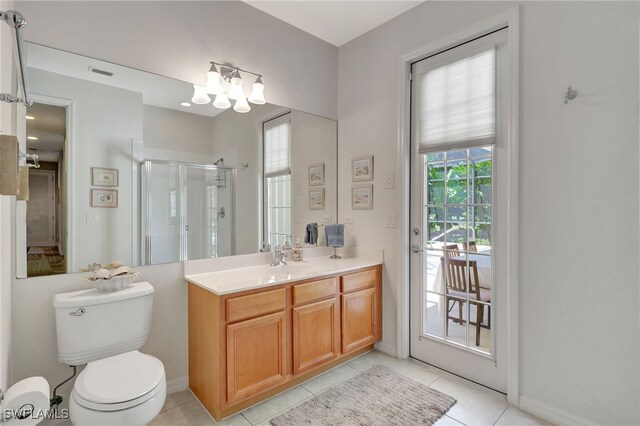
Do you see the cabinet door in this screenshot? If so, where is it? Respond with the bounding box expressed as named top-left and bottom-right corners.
top-left (292, 298), bottom-right (339, 375)
top-left (341, 287), bottom-right (377, 353)
top-left (226, 311), bottom-right (286, 403)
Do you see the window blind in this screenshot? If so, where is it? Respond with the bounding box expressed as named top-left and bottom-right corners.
top-left (419, 48), bottom-right (496, 153)
top-left (264, 114), bottom-right (291, 178)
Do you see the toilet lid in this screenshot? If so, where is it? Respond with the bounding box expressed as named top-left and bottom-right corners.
top-left (75, 351), bottom-right (165, 405)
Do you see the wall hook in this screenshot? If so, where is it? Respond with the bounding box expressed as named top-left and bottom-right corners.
top-left (564, 86), bottom-right (577, 104)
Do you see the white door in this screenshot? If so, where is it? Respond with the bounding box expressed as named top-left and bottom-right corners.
top-left (409, 28), bottom-right (510, 392)
top-left (27, 169), bottom-right (56, 247)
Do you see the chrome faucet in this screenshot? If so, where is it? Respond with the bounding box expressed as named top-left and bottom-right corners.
top-left (270, 245), bottom-right (287, 267)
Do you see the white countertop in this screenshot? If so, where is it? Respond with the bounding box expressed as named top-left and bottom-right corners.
top-left (185, 255), bottom-right (382, 296)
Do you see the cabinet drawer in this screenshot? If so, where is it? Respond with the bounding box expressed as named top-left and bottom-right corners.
top-left (226, 288), bottom-right (285, 323)
top-left (341, 268), bottom-right (377, 293)
top-left (292, 278), bottom-right (337, 305)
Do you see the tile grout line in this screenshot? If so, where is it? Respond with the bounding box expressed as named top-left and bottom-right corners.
top-left (160, 398), bottom-right (194, 414)
top-left (491, 405), bottom-right (509, 426)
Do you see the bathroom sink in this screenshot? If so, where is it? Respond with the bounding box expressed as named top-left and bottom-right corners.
top-left (266, 263), bottom-right (322, 276)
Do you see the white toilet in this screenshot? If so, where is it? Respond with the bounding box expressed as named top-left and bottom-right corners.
top-left (53, 282), bottom-right (166, 425)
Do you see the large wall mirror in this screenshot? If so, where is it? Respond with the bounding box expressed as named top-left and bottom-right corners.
top-left (16, 42), bottom-right (337, 278)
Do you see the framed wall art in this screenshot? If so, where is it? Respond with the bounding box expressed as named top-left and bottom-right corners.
top-left (309, 188), bottom-right (325, 210)
top-left (352, 184), bottom-right (373, 210)
top-left (91, 189), bottom-right (118, 208)
top-left (91, 167), bottom-right (119, 187)
top-left (352, 156), bottom-right (373, 182)
top-left (308, 163), bottom-right (325, 186)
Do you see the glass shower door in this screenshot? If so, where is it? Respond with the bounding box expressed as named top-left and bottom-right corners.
top-left (142, 161), bottom-right (183, 265)
top-left (141, 161), bottom-right (234, 265)
top-left (185, 166), bottom-right (234, 260)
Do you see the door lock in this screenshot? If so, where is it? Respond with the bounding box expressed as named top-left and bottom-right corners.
top-left (410, 244), bottom-right (423, 253)
top-left (412, 227), bottom-right (420, 236)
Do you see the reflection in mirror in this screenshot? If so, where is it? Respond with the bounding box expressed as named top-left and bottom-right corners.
top-left (17, 42), bottom-right (337, 278)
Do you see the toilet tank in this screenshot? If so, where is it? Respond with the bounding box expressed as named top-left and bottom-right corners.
top-left (53, 282), bottom-right (154, 365)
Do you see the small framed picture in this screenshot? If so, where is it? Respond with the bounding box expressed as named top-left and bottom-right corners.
top-left (91, 189), bottom-right (118, 208)
top-left (309, 188), bottom-right (325, 210)
top-left (352, 184), bottom-right (373, 210)
top-left (92, 167), bottom-right (119, 187)
top-left (352, 156), bottom-right (374, 182)
top-left (308, 163), bottom-right (325, 186)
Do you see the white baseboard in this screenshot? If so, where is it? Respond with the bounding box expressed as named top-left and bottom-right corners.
top-left (166, 375), bottom-right (189, 395)
top-left (374, 341), bottom-right (397, 357)
top-left (519, 396), bottom-right (595, 426)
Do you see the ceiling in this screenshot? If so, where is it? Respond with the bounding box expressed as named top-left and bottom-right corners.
top-left (244, 1), bottom-right (424, 47)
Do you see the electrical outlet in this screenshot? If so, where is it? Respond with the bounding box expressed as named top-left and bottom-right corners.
top-left (344, 216), bottom-right (353, 224)
top-left (86, 213), bottom-right (99, 223)
top-left (385, 173), bottom-right (394, 189)
top-left (385, 214), bottom-right (397, 228)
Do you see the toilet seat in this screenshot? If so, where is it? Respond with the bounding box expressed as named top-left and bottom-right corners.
top-left (73, 350), bottom-right (165, 412)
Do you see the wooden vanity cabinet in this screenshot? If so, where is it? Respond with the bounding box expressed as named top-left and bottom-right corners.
top-left (292, 278), bottom-right (340, 375)
top-left (188, 265), bottom-right (382, 420)
top-left (341, 268), bottom-right (382, 353)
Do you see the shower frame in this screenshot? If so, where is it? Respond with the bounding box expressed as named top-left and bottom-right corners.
top-left (140, 159), bottom-right (236, 265)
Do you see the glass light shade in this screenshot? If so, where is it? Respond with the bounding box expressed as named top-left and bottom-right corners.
top-left (191, 84), bottom-right (211, 104)
top-left (227, 76), bottom-right (244, 100)
top-left (205, 70), bottom-right (221, 94)
top-left (213, 92), bottom-right (231, 109)
top-left (248, 77), bottom-right (265, 104)
top-left (233, 95), bottom-right (251, 113)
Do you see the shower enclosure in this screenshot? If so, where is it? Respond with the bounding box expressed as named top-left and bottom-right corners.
top-left (140, 160), bottom-right (235, 265)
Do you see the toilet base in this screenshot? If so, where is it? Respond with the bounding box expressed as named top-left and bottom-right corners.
top-left (69, 378), bottom-right (166, 425)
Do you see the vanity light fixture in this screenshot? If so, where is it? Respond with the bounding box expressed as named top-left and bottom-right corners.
top-left (27, 136), bottom-right (37, 140)
top-left (26, 114), bottom-right (35, 120)
top-left (191, 61), bottom-right (266, 113)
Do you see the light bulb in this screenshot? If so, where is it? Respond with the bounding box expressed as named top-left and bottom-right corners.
top-left (248, 76), bottom-right (265, 104)
top-left (205, 64), bottom-right (221, 94)
top-left (233, 95), bottom-right (251, 113)
top-left (227, 75), bottom-right (244, 100)
top-left (191, 84), bottom-right (211, 104)
top-left (213, 92), bottom-right (231, 109)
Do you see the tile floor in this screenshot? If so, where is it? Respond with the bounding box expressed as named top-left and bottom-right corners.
top-left (151, 351), bottom-right (550, 426)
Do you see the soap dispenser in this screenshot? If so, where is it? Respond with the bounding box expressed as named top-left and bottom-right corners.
top-left (292, 238), bottom-right (303, 262)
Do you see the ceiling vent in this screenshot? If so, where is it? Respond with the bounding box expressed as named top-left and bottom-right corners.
top-left (89, 66), bottom-right (114, 77)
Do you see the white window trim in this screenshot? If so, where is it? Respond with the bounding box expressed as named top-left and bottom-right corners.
top-left (396, 6), bottom-right (520, 405)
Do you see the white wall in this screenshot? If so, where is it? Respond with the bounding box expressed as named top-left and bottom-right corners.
top-left (30, 68), bottom-right (143, 272)
top-left (143, 105), bottom-right (214, 156)
top-left (15, 1), bottom-right (338, 120)
top-left (337, 1), bottom-right (639, 424)
top-left (9, 0), bottom-right (338, 407)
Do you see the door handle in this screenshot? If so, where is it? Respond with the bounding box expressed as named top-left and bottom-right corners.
top-left (410, 244), bottom-right (423, 253)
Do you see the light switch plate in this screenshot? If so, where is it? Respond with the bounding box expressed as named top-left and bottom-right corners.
top-left (385, 214), bottom-right (397, 228)
top-left (344, 216), bottom-right (353, 224)
top-left (86, 213), bottom-right (99, 223)
top-left (385, 173), bottom-right (394, 189)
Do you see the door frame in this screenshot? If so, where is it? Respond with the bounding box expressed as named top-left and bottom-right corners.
top-left (396, 7), bottom-right (520, 405)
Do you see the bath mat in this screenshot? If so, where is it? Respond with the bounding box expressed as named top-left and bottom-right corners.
top-left (270, 364), bottom-right (456, 426)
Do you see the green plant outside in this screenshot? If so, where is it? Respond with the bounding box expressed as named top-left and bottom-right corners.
top-left (426, 158), bottom-right (492, 246)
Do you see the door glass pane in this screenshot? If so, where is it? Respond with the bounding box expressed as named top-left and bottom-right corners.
top-left (422, 147), bottom-right (493, 355)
